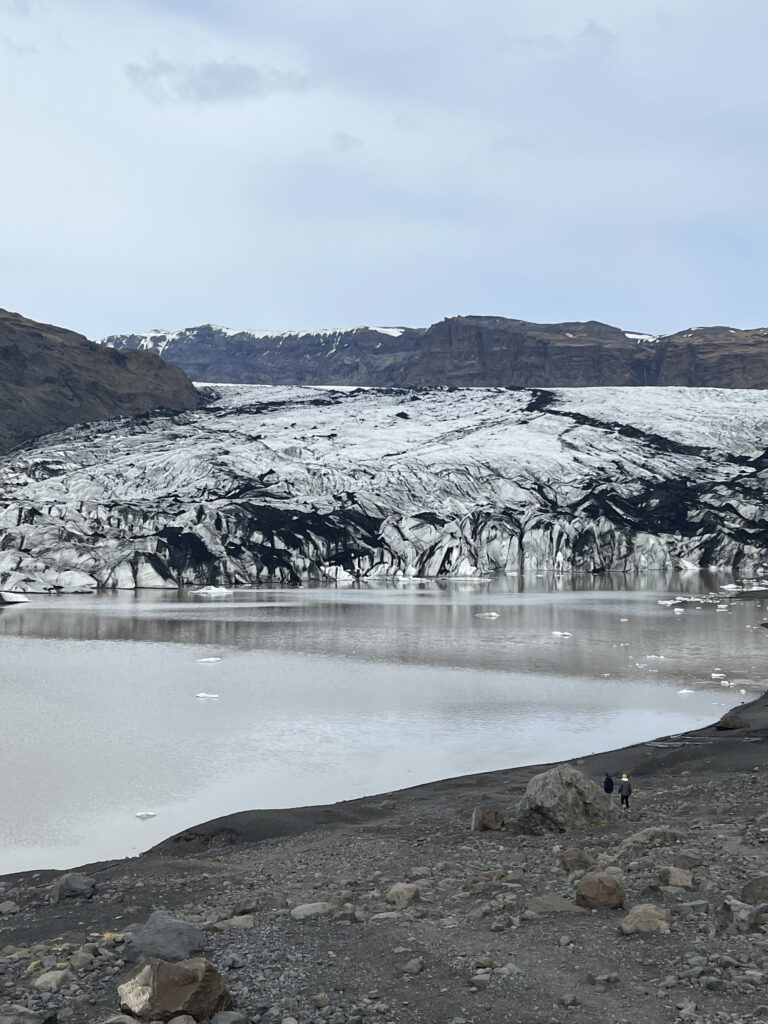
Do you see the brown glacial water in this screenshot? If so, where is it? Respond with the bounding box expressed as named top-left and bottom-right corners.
top-left (0, 571), bottom-right (764, 873)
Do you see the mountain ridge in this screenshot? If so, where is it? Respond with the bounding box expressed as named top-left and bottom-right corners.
top-left (0, 308), bottom-right (200, 454)
top-left (97, 315), bottom-right (768, 388)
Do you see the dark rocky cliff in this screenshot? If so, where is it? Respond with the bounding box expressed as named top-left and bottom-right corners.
top-left (0, 308), bottom-right (200, 454)
top-left (100, 317), bottom-right (768, 388)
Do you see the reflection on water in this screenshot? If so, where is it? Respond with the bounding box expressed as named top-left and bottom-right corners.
top-left (0, 572), bottom-right (764, 873)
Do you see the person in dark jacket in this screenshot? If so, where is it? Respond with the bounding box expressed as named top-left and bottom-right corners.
top-left (603, 773), bottom-right (614, 795)
top-left (618, 773), bottom-right (632, 809)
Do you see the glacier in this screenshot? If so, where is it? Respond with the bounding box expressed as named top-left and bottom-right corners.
top-left (1, 384), bottom-right (767, 593)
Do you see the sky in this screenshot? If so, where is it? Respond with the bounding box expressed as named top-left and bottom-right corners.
top-left (1, 0), bottom-right (767, 339)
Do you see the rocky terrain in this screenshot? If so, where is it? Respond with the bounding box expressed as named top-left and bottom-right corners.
top-left (99, 317), bottom-right (768, 389)
top-left (1, 384), bottom-right (768, 592)
top-left (1, 695), bottom-right (767, 1024)
top-left (0, 309), bottom-right (199, 456)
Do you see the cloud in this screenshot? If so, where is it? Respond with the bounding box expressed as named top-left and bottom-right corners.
top-left (330, 132), bottom-right (362, 153)
top-left (2, 33), bottom-right (36, 53)
top-left (123, 56), bottom-right (310, 104)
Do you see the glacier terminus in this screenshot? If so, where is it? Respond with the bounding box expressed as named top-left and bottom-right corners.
top-left (1, 384), bottom-right (767, 593)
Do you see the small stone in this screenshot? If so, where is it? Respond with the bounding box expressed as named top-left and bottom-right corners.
top-left (560, 848), bottom-right (593, 873)
top-left (312, 994), bottom-right (330, 1009)
top-left (33, 969), bottom-right (74, 993)
top-left (289, 902), bottom-right (335, 921)
top-left (470, 807), bottom-right (504, 831)
top-left (560, 993), bottom-right (579, 1007)
top-left (469, 974), bottom-right (490, 989)
top-left (403, 957), bottom-right (424, 975)
top-left (659, 867), bottom-right (694, 889)
top-left (386, 883), bottom-right (419, 909)
top-left (620, 905), bottom-right (670, 935)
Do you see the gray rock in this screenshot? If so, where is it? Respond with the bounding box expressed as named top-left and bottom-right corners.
top-left (659, 866), bottom-right (694, 889)
top-left (560, 847), bottom-right (593, 873)
top-left (210, 1013), bottom-right (248, 1024)
top-left (516, 764), bottom-right (612, 834)
top-left (125, 910), bottom-right (208, 963)
top-left (32, 968), bottom-right (74, 993)
top-left (48, 872), bottom-right (96, 901)
top-left (403, 957), bottom-right (424, 975)
top-left (289, 902), bottom-right (335, 921)
top-left (0, 901), bottom-right (19, 915)
top-left (386, 883), bottom-right (420, 909)
top-left (741, 875), bottom-right (768, 904)
top-left (0, 1007), bottom-right (44, 1024)
top-left (118, 956), bottom-right (231, 1021)
top-left (470, 807), bottom-right (504, 831)
top-left (619, 904), bottom-right (670, 935)
top-left (526, 894), bottom-right (586, 914)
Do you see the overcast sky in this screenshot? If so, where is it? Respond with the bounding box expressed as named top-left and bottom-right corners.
top-left (1, 0), bottom-right (766, 338)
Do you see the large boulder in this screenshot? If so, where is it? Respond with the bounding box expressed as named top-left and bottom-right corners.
top-left (118, 957), bottom-right (231, 1022)
top-left (48, 872), bottom-right (96, 901)
top-left (575, 872), bottom-right (625, 910)
top-left (515, 764), bottom-right (612, 834)
top-left (125, 910), bottom-right (207, 963)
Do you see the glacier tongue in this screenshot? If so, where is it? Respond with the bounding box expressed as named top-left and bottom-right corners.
top-left (0, 384), bottom-right (767, 592)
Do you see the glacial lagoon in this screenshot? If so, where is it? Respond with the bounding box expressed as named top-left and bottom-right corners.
top-left (0, 572), bottom-right (764, 874)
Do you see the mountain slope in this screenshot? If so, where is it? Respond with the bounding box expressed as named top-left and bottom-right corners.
top-left (0, 308), bottom-right (199, 454)
top-left (1, 384), bottom-right (767, 592)
top-left (98, 317), bottom-right (768, 388)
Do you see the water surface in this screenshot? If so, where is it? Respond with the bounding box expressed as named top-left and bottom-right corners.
top-left (0, 572), bottom-right (763, 873)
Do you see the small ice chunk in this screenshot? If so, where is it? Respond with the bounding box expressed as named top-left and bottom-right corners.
top-left (196, 692), bottom-right (220, 699)
top-left (720, 584), bottom-right (741, 591)
top-left (677, 689), bottom-right (695, 694)
top-left (673, 608), bottom-right (685, 615)
top-left (135, 811), bottom-right (156, 820)
top-left (657, 599), bottom-right (678, 607)
top-left (551, 631), bottom-right (572, 637)
top-left (475, 612), bottom-right (500, 619)
top-left (619, 617), bottom-right (628, 622)
top-left (197, 656), bottom-right (222, 663)
top-left (711, 672), bottom-right (726, 679)
top-left (192, 586), bottom-right (233, 596)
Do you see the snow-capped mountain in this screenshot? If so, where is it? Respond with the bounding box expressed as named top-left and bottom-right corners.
top-left (1, 384), bottom-right (766, 592)
top-left (97, 316), bottom-right (768, 388)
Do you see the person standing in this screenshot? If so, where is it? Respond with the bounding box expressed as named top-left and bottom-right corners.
top-left (603, 773), bottom-right (614, 796)
top-left (618, 773), bottom-right (632, 809)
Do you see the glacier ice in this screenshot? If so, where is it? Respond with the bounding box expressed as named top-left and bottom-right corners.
top-left (2, 384), bottom-right (768, 593)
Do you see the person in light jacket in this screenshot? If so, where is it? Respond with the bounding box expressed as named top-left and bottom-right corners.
top-left (618, 773), bottom-right (632, 809)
